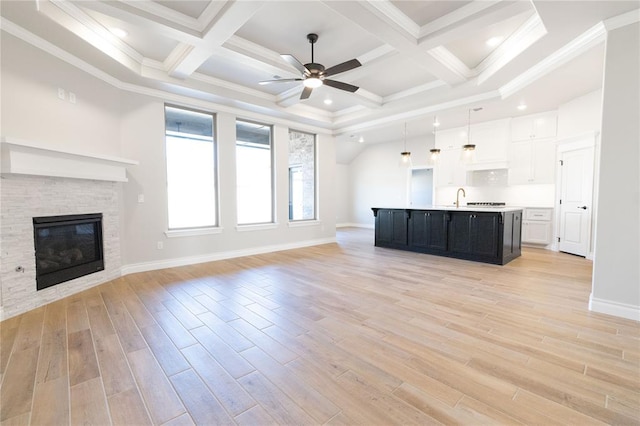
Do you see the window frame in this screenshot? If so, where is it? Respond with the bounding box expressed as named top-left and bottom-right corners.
top-left (235, 118), bottom-right (275, 226)
top-left (164, 104), bottom-right (219, 232)
top-left (287, 129), bottom-right (317, 222)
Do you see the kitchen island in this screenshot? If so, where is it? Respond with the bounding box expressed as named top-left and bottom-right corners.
top-left (371, 206), bottom-right (522, 265)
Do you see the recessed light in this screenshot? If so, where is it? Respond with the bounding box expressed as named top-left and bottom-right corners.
top-left (517, 104), bottom-right (527, 111)
top-left (358, 136), bottom-right (364, 143)
top-left (486, 36), bottom-right (503, 47)
top-left (110, 27), bottom-right (128, 38)
top-left (324, 99), bottom-right (333, 105)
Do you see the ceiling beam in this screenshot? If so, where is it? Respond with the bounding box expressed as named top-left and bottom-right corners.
top-left (165, 1), bottom-right (265, 79)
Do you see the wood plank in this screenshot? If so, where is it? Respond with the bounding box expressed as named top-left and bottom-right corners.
top-left (70, 377), bottom-right (111, 425)
top-left (140, 323), bottom-right (190, 376)
top-left (93, 333), bottom-right (137, 396)
top-left (241, 345), bottom-right (340, 423)
top-left (169, 369), bottom-right (235, 425)
top-left (35, 329), bottom-right (67, 384)
top-left (190, 325), bottom-right (255, 379)
top-left (181, 344), bottom-right (256, 416)
top-left (197, 311), bottom-right (254, 352)
top-left (237, 371), bottom-right (316, 425)
top-left (68, 328), bottom-right (100, 386)
top-left (0, 347), bottom-right (40, 421)
top-left (127, 347), bottom-right (185, 424)
top-left (234, 404), bottom-right (276, 425)
top-left (30, 375), bottom-right (70, 426)
top-left (11, 306), bottom-right (44, 351)
top-left (150, 308), bottom-right (197, 349)
top-left (107, 387), bottom-right (153, 426)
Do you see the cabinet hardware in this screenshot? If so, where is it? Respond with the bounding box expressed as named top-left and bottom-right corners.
top-left (578, 206), bottom-right (588, 210)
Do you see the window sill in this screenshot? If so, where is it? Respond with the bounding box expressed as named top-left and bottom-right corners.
top-left (288, 220), bottom-right (321, 228)
top-left (236, 223), bottom-right (279, 232)
top-left (165, 227), bottom-right (223, 238)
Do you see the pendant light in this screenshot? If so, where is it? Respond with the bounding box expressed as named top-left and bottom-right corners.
top-left (461, 107), bottom-right (482, 163)
top-left (429, 116), bottom-right (440, 165)
top-left (399, 122), bottom-right (412, 168)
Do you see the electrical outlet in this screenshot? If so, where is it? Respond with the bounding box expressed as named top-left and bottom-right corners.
top-left (69, 92), bottom-right (76, 104)
top-left (57, 87), bottom-right (66, 100)
top-left (157, 241), bottom-right (163, 250)
top-left (137, 194), bottom-right (145, 203)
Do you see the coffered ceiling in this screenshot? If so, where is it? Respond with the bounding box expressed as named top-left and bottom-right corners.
top-left (1, 1), bottom-right (638, 163)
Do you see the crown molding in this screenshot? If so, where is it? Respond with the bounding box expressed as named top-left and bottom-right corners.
top-left (499, 21), bottom-right (606, 99)
top-left (603, 8), bottom-right (640, 31)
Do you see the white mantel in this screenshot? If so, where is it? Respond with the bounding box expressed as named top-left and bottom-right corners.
top-left (0, 137), bottom-right (138, 182)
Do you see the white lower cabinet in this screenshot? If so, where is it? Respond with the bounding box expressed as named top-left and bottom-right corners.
top-left (522, 208), bottom-right (553, 245)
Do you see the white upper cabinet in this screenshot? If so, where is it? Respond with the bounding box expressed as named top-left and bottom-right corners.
top-left (509, 136), bottom-right (557, 185)
top-left (470, 119), bottom-right (510, 166)
top-left (511, 111), bottom-right (558, 141)
top-left (434, 128), bottom-right (466, 187)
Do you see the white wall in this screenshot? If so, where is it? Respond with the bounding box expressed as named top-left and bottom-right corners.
top-left (0, 34), bottom-right (338, 315)
top-left (0, 34), bottom-right (122, 156)
top-left (349, 134), bottom-right (434, 226)
top-left (335, 164), bottom-right (350, 226)
top-left (557, 90), bottom-right (603, 139)
top-left (591, 22), bottom-right (640, 321)
top-left (118, 92), bottom-right (337, 270)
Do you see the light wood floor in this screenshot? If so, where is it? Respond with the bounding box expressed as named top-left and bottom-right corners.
top-left (1, 227), bottom-right (639, 425)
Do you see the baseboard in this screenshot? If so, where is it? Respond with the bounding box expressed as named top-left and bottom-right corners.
top-left (589, 294), bottom-right (640, 322)
top-left (121, 236), bottom-right (337, 275)
top-left (336, 223), bottom-right (373, 229)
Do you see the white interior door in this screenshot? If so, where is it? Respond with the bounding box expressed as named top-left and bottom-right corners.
top-left (558, 146), bottom-right (594, 256)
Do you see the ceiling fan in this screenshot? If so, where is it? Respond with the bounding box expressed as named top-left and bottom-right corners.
top-left (260, 33), bottom-right (362, 100)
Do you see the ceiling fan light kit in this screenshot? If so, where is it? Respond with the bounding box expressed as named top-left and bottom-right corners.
top-left (260, 33), bottom-right (361, 100)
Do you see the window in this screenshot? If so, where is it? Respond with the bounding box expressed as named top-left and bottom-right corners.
top-left (288, 130), bottom-right (316, 221)
top-left (236, 120), bottom-right (273, 225)
top-left (165, 105), bottom-right (217, 229)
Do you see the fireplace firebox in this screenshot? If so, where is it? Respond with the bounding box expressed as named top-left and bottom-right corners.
top-left (33, 213), bottom-right (104, 290)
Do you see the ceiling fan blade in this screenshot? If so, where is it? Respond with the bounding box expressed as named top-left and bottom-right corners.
top-left (324, 59), bottom-right (362, 77)
top-left (259, 78), bottom-right (303, 85)
top-left (323, 79), bottom-right (359, 93)
top-left (281, 54), bottom-right (309, 75)
top-left (300, 86), bottom-right (313, 100)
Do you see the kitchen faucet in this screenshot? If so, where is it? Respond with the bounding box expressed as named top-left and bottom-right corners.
top-left (456, 187), bottom-right (466, 208)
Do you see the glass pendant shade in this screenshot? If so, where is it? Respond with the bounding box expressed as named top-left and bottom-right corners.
top-left (460, 144), bottom-right (476, 163)
top-left (429, 148), bottom-right (440, 165)
top-left (399, 151), bottom-right (412, 167)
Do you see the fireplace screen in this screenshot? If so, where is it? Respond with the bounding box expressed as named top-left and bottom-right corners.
top-left (33, 213), bottom-right (104, 290)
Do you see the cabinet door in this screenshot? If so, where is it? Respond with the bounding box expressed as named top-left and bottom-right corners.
top-left (532, 138), bottom-right (556, 183)
top-left (472, 120), bottom-right (509, 163)
top-left (375, 209), bottom-right (408, 246)
top-left (511, 117), bottom-right (534, 142)
top-left (391, 210), bottom-right (408, 246)
top-left (376, 209), bottom-right (393, 244)
top-left (522, 221), bottom-right (552, 244)
top-left (532, 114), bottom-right (557, 139)
top-left (471, 213), bottom-right (500, 258)
top-left (435, 149), bottom-right (466, 187)
top-left (448, 213), bottom-right (473, 255)
top-left (412, 210), bottom-right (448, 251)
top-left (508, 141), bottom-right (532, 184)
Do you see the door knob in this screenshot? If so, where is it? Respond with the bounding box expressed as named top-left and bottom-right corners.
top-left (578, 206), bottom-right (588, 210)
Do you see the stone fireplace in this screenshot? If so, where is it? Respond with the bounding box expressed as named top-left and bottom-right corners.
top-left (0, 138), bottom-right (136, 319)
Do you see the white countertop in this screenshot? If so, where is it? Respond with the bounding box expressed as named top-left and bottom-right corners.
top-left (373, 205), bottom-right (524, 213)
